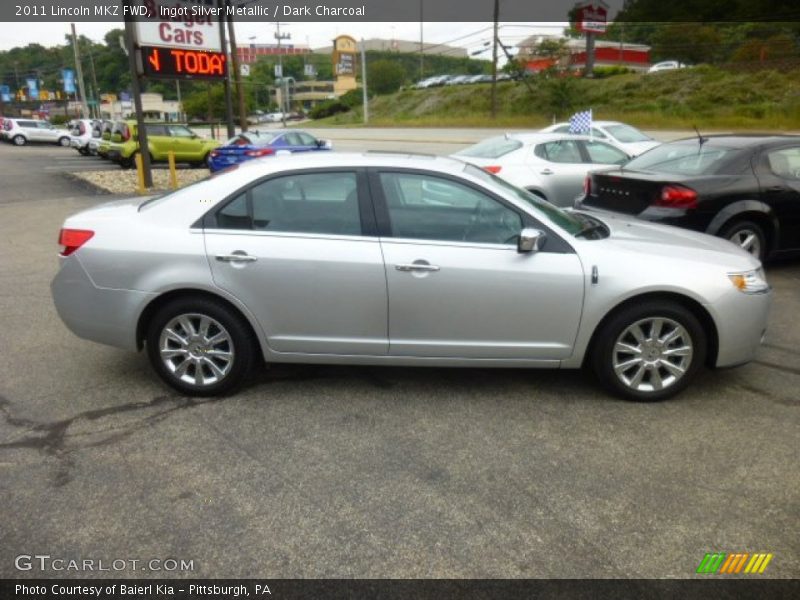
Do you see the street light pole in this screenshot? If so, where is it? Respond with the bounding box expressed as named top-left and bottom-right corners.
top-left (275, 22), bottom-right (290, 127)
top-left (490, 0), bottom-right (499, 119)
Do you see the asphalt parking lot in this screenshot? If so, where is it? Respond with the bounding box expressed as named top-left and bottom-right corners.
top-left (0, 140), bottom-right (798, 579)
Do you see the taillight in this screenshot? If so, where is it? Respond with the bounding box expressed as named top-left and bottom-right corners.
top-left (121, 125), bottom-right (130, 141)
top-left (79, 122), bottom-right (86, 135)
top-left (483, 165), bottom-right (502, 174)
top-left (583, 174), bottom-right (592, 196)
top-left (655, 185), bottom-right (698, 209)
top-left (58, 228), bottom-right (94, 256)
top-left (245, 148), bottom-right (275, 157)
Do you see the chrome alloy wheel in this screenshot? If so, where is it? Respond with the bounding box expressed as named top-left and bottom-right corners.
top-left (729, 228), bottom-right (761, 258)
top-left (612, 317), bottom-right (693, 393)
top-left (158, 313), bottom-right (234, 387)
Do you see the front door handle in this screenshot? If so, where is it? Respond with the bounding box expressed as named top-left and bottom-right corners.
top-left (216, 253), bottom-right (257, 263)
top-left (395, 263), bottom-right (440, 272)
top-left (540, 168), bottom-right (554, 175)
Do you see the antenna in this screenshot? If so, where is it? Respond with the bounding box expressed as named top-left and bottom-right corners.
top-left (693, 125), bottom-right (707, 146)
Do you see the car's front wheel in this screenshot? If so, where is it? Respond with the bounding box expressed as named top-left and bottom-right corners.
top-left (58, 136), bottom-right (71, 147)
top-left (719, 219), bottom-right (767, 262)
top-left (145, 298), bottom-right (258, 396)
top-left (592, 301), bottom-right (706, 402)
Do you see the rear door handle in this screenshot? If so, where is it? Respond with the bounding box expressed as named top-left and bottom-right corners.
top-left (395, 263), bottom-right (440, 272)
top-left (540, 168), bottom-right (554, 175)
top-left (216, 253), bottom-right (257, 263)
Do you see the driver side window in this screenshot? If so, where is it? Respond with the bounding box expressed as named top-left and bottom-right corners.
top-left (379, 172), bottom-right (522, 245)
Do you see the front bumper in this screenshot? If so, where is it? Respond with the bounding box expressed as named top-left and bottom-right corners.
top-left (51, 256), bottom-right (155, 351)
top-left (707, 287), bottom-right (772, 368)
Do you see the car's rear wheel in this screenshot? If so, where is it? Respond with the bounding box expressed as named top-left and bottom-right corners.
top-left (592, 301), bottom-right (706, 402)
top-left (12, 135), bottom-right (26, 146)
top-left (146, 298), bottom-right (258, 396)
top-left (58, 136), bottom-right (71, 147)
top-left (719, 219), bottom-right (766, 261)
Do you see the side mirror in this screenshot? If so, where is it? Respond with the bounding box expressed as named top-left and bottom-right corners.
top-left (518, 228), bottom-right (546, 253)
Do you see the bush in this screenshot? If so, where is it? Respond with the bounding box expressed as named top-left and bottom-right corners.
top-left (309, 100), bottom-right (350, 120)
top-left (49, 114), bottom-right (71, 125)
top-left (592, 66), bottom-right (634, 79)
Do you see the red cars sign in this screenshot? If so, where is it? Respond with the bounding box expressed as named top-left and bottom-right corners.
top-left (574, 1), bottom-right (608, 35)
top-left (140, 45), bottom-right (227, 80)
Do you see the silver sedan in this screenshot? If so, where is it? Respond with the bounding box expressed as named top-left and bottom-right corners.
top-left (51, 153), bottom-right (771, 401)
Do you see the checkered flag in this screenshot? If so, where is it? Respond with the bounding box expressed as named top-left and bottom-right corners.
top-left (568, 109), bottom-right (593, 135)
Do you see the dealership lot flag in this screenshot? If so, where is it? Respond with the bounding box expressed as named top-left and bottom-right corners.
top-left (568, 109), bottom-right (593, 134)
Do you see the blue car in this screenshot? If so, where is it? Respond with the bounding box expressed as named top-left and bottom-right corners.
top-left (208, 130), bottom-right (332, 172)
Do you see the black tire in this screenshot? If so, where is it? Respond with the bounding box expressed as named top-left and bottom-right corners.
top-left (12, 135), bottom-right (26, 146)
top-left (58, 136), bottom-right (71, 147)
top-left (718, 219), bottom-right (767, 262)
top-left (145, 297), bottom-right (258, 397)
top-left (591, 301), bottom-right (707, 402)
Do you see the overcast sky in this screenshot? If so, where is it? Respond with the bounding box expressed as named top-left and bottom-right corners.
top-left (1, 21), bottom-right (566, 56)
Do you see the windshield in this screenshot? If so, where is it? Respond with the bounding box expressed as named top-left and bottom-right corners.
top-left (624, 141), bottom-right (734, 175)
top-left (605, 124), bottom-right (652, 143)
top-left (464, 164), bottom-right (584, 235)
top-left (224, 132), bottom-right (279, 146)
top-left (458, 136), bottom-right (523, 159)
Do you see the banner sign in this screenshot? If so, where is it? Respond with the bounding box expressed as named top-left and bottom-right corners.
top-left (26, 78), bottom-right (39, 100)
top-left (62, 68), bottom-right (76, 93)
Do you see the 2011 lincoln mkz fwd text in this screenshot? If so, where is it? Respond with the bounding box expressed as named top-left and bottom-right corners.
top-left (51, 153), bottom-right (771, 402)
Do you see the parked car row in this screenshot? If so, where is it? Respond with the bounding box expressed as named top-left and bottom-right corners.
top-left (414, 73), bottom-right (495, 88)
top-left (456, 127), bottom-right (800, 262)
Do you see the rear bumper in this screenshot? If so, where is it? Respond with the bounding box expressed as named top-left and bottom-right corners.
top-left (707, 288), bottom-right (772, 368)
top-left (51, 256), bottom-right (154, 351)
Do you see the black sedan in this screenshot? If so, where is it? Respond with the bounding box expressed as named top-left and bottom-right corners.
top-left (577, 135), bottom-right (800, 261)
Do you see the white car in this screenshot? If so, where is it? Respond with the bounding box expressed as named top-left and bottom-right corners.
top-left (3, 118), bottom-right (72, 147)
top-left (540, 120), bottom-right (660, 157)
top-left (453, 133), bottom-right (631, 206)
top-left (69, 119), bottom-right (95, 155)
top-left (648, 60), bottom-right (687, 73)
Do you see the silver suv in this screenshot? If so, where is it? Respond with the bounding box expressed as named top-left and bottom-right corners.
top-left (51, 153), bottom-right (771, 401)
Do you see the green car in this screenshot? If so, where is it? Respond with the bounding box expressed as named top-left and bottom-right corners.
top-left (107, 121), bottom-right (221, 169)
top-left (96, 120), bottom-right (116, 158)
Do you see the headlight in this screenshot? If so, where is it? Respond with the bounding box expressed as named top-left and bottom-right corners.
top-left (728, 268), bottom-right (769, 294)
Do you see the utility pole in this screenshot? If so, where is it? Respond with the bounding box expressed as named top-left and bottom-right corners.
top-left (275, 22), bottom-right (290, 127)
top-left (218, 1), bottom-right (235, 138)
top-left (585, 32), bottom-right (595, 78)
top-left (490, 0), bottom-right (499, 119)
top-left (70, 23), bottom-right (90, 118)
top-left (419, 0), bottom-right (424, 79)
top-left (225, 0), bottom-right (247, 132)
top-left (122, 3), bottom-right (152, 188)
top-left (176, 80), bottom-right (182, 121)
top-left (361, 39), bottom-right (368, 124)
top-left (87, 44), bottom-right (100, 118)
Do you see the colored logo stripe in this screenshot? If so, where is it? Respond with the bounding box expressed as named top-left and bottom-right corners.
top-left (697, 552), bottom-right (773, 574)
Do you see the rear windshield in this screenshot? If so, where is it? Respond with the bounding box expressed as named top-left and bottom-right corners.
top-left (624, 142), bottom-right (734, 175)
top-left (605, 124), bottom-right (652, 143)
top-left (458, 137), bottom-right (523, 159)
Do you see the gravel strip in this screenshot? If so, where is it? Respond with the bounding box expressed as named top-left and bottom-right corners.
top-left (70, 169), bottom-right (210, 195)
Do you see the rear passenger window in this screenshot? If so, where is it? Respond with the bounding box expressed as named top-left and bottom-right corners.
top-left (216, 172), bottom-right (361, 236)
top-left (534, 140), bottom-right (582, 163)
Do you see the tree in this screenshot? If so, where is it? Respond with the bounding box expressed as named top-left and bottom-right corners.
top-left (367, 59), bottom-right (405, 95)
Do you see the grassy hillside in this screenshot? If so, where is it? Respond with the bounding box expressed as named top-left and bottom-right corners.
top-left (317, 65), bottom-right (800, 130)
